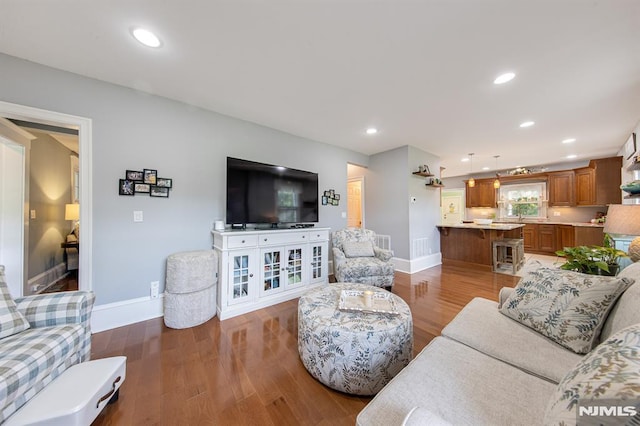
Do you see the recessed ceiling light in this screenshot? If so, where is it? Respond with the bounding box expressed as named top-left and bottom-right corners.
top-left (365, 128), bottom-right (378, 135)
top-left (461, 158), bottom-right (470, 162)
top-left (567, 154), bottom-right (577, 159)
top-left (562, 138), bottom-right (576, 144)
top-left (482, 166), bottom-right (490, 171)
top-left (132, 28), bottom-right (162, 48)
top-left (494, 72), bottom-right (515, 85)
top-left (519, 121), bottom-right (535, 128)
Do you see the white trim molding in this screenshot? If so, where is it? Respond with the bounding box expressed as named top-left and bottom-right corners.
top-left (392, 253), bottom-right (442, 274)
top-left (91, 294), bottom-right (164, 333)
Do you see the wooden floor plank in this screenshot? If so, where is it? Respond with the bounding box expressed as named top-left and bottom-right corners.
top-left (92, 264), bottom-right (519, 425)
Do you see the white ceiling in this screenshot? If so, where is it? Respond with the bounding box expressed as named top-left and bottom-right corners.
top-left (1, 0), bottom-right (639, 177)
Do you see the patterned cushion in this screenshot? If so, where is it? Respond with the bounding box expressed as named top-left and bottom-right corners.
top-left (500, 267), bottom-right (634, 354)
top-left (343, 241), bottom-right (375, 258)
top-left (544, 324), bottom-right (640, 425)
top-left (0, 265), bottom-right (30, 339)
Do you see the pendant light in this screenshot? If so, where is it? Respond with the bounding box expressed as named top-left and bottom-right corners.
top-left (467, 153), bottom-right (475, 187)
top-left (493, 155), bottom-right (501, 189)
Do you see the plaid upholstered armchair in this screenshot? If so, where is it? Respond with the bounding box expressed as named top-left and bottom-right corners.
top-left (0, 265), bottom-right (95, 423)
top-left (332, 228), bottom-right (395, 288)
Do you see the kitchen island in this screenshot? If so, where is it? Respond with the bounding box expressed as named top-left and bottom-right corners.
top-left (437, 223), bottom-right (525, 270)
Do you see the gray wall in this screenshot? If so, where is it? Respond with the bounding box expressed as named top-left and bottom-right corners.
top-left (28, 132), bottom-right (73, 278)
top-left (364, 145), bottom-right (441, 260)
top-left (0, 53), bottom-right (368, 304)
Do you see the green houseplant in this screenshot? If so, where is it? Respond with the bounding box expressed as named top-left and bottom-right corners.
top-left (556, 237), bottom-right (627, 276)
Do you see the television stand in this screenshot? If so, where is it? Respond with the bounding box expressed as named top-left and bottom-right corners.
top-left (211, 227), bottom-right (330, 320)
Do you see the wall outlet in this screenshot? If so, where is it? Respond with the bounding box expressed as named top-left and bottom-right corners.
top-left (150, 281), bottom-right (159, 298)
top-left (30, 209), bottom-right (36, 219)
top-left (134, 210), bottom-right (143, 222)
top-left (553, 211), bottom-right (561, 217)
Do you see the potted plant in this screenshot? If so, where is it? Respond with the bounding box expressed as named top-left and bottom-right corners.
top-left (556, 237), bottom-right (627, 276)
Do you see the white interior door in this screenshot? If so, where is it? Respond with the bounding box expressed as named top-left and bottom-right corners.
top-left (441, 190), bottom-right (464, 225)
top-left (0, 128), bottom-right (31, 297)
top-left (347, 178), bottom-right (364, 228)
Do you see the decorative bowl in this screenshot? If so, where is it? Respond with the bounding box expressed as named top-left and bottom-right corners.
top-left (621, 180), bottom-right (640, 195)
top-left (473, 218), bottom-right (493, 225)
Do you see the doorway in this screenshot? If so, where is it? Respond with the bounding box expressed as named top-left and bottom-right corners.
top-left (0, 100), bottom-right (92, 296)
top-left (441, 189), bottom-right (464, 225)
top-left (347, 177), bottom-right (364, 228)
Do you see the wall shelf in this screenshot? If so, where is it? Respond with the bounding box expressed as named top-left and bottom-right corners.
top-left (426, 183), bottom-right (444, 188)
top-left (412, 171), bottom-right (434, 177)
top-left (627, 161), bottom-right (640, 172)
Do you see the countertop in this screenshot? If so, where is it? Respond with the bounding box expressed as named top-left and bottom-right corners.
top-left (437, 223), bottom-right (525, 231)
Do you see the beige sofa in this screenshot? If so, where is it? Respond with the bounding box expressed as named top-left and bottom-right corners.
top-left (357, 262), bottom-right (640, 426)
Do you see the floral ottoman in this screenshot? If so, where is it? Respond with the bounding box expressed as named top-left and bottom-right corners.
top-left (298, 283), bottom-right (413, 395)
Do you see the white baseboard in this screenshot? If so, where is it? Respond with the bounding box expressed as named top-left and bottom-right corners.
top-left (392, 253), bottom-right (442, 274)
top-left (91, 294), bottom-right (164, 333)
top-left (28, 263), bottom-right (67, 293)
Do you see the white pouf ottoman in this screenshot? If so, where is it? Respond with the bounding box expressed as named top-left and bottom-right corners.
top-left (164, 250), bottom-right (218, 329)
top-left (298, 283), bottom-right (413, 395)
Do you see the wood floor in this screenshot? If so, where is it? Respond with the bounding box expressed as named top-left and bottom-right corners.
top-left (92, 264), bottom-right (520, 426)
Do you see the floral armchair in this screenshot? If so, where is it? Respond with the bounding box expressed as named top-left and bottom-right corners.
top-left (332, 228), bottom-right (395, 288)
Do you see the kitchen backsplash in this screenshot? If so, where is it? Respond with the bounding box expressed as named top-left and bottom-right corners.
top-left (466, 206), bottom-right (606, 223)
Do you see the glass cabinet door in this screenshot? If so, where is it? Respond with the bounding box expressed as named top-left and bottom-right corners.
top-left (309, 242), bottom-right (328, 284)
top-left (261, 249), bottom-right (283, 296)
top-left (229, 251), bottom-right (253, 304)
top-left (285, 246), bottom-right (305, 289)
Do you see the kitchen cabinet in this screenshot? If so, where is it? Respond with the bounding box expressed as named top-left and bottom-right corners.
top-left (556, 225), bottom-right (575, 251)
top-left (538, 225), bottom-right (557, 252)
top-left (574, 226), bottom-right (604, 246)
top-left (524, 223), bottom-right (564, 254)
top-left (548, 171), bottom-right (575, 206)
top-left (466, 178), bottom-right (496, 208)
top-left (523, 224), bottom-right (538, 251)
top-left (575, 157), bottom-right (622, 206)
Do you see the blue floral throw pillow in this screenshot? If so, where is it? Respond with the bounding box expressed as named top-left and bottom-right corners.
top-left (499, 268), bottom-right (634, 354)
top-left (544, 324), bottom-right (640, 425)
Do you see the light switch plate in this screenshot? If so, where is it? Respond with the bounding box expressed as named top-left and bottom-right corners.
top-left (133, 211), bottom-right (143, 222)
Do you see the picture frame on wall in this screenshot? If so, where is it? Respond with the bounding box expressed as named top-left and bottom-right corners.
top-left (156, 177), bottom-right (173, 188)
top-left (322, 196), bottom-right (328, 205)
top-left (134, 183), bottom-right (150, 193)
top-left (119, 179), bottom-right (135, 196)
top-left (150, 186), bottom-right (169, 198)
top-left (126, 170), bottom-right (144, 181)
top-left (143, 169), bottom-right (157, 184)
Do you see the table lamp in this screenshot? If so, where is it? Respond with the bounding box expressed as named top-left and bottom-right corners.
top-left (603, 205), bottom-right (640, 262)
top-left (65, 203), bottom-right (80, 234)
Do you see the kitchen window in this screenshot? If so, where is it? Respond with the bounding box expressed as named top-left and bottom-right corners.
top-left (499, 182), bottom-right (547, 220)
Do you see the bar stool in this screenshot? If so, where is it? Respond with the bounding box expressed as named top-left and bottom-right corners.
top-left (492, 238), bottom-right (525, 274)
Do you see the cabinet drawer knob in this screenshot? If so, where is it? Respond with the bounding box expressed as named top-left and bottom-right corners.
top-left (302, 235), bottom-right (305, 238)
top-left (264, 238), bottom-right (268, 241)
top-left (249, 273), bottom-right (253, 277)
top-left (241, 240), bottom-right (245, 244)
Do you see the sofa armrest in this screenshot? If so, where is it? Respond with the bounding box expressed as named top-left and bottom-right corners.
top-left (332, 247), bottom-right (346, 264)
top-left (497, 287), bottom-right (514, 309)
top-left (374, 246), bottom-right (394, 262)
top-left (15, 291), bottom-right (96, 361)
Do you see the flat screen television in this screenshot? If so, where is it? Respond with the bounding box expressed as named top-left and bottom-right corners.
top-left (226, 157), bottom-right (319, 226)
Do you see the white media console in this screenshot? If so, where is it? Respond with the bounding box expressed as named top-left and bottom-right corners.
top-left (212, 227), bottom-right (330, 320)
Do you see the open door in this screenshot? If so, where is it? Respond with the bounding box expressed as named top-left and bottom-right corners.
top-left (0, 118), bottom-right (35, 297)
top-left (347, 177), bottom-right (364, 228)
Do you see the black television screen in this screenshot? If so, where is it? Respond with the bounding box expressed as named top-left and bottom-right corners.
top-left (226, 157), bottom-right (319, 225)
